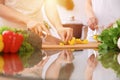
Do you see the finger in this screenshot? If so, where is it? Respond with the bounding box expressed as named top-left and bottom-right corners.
top-left (37, 26), bottom-right (43, 36)
top-left (41, 24), bottom-right (50, 34)
top-left (34, 27), bottom-right (39, 34)
top-left (60, 32), bottom-right (66, 42)
top-left (30, 27), bottom-right (38, 34)
top-left (29, 27), bottom-right (35, 32)
top-left (65, 29), bottom-right (73, 42)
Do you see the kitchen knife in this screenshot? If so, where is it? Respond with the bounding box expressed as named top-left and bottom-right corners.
top-left (42, 31), bottom-right (62, 45)
top-left (26, 30), bottom-right (62, 49)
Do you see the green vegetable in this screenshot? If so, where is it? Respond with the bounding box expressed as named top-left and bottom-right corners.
top-left (98, 19), bottom-right (120, 77)
top-left (98, 19), bottom-right (120, 54)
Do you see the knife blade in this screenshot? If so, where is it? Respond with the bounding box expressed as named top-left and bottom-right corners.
top-left (42, 31), bottom-right (62, 45)
top-left (26, 30), bottom-right (62, 49)
top-left (26, 30), bottom-right (42, 49)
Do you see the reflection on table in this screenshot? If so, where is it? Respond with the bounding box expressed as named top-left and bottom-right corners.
top-left (0, 49), bottom-right (120, 80)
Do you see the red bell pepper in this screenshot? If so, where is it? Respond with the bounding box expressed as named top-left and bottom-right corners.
top-left (10, 32), bottom-right (24, 53)
top-left (2, 31), bottom-right (13, 53)
top-left (2, 31), bottom-right (24, 53)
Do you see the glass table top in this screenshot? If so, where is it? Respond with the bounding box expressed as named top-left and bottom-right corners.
top-left (0, 48), bottom-right (120, 80)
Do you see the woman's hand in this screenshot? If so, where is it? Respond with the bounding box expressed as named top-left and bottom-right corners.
top-left (27, 20), bottom-right (50, 36)
top-left (87, 17), bottom-right (98, 30)
top-left (57, 27), bottom-right (73, 43)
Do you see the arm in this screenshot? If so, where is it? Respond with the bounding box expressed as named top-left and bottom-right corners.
top-left (85, 0), bottom-right (95, 18)
top-left (0, 0), bottom-right (49, 35)
top-left (44, 0), bottom-right (73, 42)
top-left (85, 0), bottom-right (98, 30)
top-left (0, 0), bottom-right (31, 26)
top-left (44, 0), bottom-right (63, 30)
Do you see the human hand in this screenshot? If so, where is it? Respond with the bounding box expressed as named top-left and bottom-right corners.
top-left (27, 20), bottom-right (50, 36)
top-left (57, 27), bottom-right (73, 43)
top-left (56, 50), bottom-right (74, 64)
top-left (87, 17), bottom-right (98, 30)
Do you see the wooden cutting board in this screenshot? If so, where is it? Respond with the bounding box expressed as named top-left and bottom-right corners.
top-left (42, 42), bottom-right (100, 50)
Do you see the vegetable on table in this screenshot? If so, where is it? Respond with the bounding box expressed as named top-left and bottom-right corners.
top-left (2, 30), bottom-right (24, 53)
top-left (93, 35), bottom-right (98, 41)
top-left (117, 37), bottom-right (120, 49)
top-left (0, 35), bottom-right (4, 52)
top-left (59, 37), bottom-right (88, 45)
top-left (0, 26), bottom-right (34, 65)
top-left (98, 19), bottom-right (120, 77)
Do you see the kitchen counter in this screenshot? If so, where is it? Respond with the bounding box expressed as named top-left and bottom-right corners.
top-left (0, 42), bottom-right (120, 80)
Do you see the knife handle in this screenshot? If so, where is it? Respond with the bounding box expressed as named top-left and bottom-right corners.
top-left (41, 31), bottom-right (48, 39)
top-left (42, 31), bottom-right (48, 35)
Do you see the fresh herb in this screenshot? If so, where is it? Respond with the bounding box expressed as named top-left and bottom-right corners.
top-left (98, 19), bottom-right (120, 77)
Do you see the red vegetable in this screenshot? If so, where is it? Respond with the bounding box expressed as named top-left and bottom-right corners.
top-left (2, 31), bottom-right (13, 53)
top-left (2, 31), bottom-right (24, 53)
